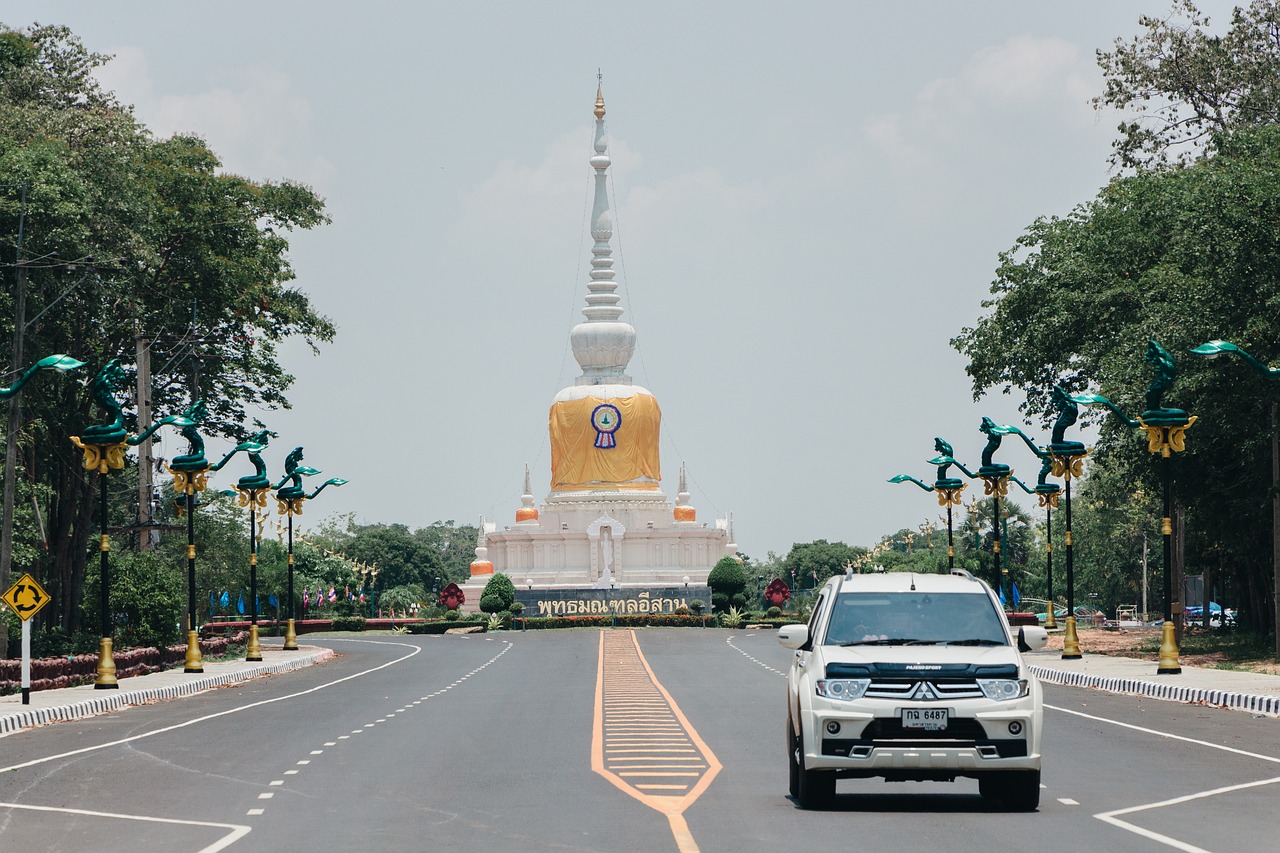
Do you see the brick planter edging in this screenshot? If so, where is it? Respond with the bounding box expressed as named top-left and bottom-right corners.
top-left (1028, 664), bottom-right (1280, 717)
top-left (0, 647), bottom-right (335, 735)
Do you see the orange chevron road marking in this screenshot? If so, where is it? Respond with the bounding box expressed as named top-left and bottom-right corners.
top-left (592, 630), bottom-right (721, 853)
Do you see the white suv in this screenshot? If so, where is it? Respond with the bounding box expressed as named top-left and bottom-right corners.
top-left (779, 569), bottom-right (1048, 810)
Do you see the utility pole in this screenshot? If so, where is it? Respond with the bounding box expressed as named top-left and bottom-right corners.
top-left (135, 327), bottom-right (154, 551)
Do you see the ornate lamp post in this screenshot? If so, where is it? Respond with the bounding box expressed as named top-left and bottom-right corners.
top-left (71, 359), bottom-right (193, 688)
top-left (227, 429), bottom-right (276, 662)
top-left (977, 418), bottom-right (1022, 604)
top-left (274, 446), bottom-right (346, 651)
top-left (890, 438), bottom-right (974, 571)
top-left (1191, 339), bottom-right (1280, 658)
top-left (168, 400), bottom-right (212, 673)
top-left (1076, 341), bottom-right (1193, 674)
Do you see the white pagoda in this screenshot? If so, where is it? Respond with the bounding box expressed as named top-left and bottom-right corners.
top-left (465, 86), bottom-right (734, 596)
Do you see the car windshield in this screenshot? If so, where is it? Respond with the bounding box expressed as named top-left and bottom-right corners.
top-left (823, 591), bottom-right (1008, 647)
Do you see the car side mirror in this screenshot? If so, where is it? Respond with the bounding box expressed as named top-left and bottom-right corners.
top-left (778, 624), bottom-right (809, 650)
top-left (1017, 626), bottom-right (1048, 652)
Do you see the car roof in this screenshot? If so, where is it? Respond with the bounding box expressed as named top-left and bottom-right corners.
top-left (826, 571), bottom-right (992, 595)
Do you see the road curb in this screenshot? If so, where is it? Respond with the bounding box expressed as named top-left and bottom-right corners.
top-left (1029, 664), bottom-right (1280, 717)
top-left (0, 647), bottom-right (335, 735)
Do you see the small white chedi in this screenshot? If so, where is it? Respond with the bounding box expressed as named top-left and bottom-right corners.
top-left (464, 86), bottom-right (735, 596)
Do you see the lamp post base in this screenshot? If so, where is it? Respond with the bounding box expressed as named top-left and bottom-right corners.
top-left (184, 629), bottom-right (204, 672)
top-left (94, 637), bottom-right (118, 689)
top-left (283, 618), bottom-right (298, 651)
top-left (1061, 616), bottom-right (1082, 659)
top-left (246, 624), bottom-right (263, 661)
top-left (1157, 620), bottom-right (1182, 674)
top-left (1044, 608), bottom-right (1057, 630)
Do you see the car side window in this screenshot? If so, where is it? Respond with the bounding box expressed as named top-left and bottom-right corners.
top-left (804, 592), bottom-right (827, 649)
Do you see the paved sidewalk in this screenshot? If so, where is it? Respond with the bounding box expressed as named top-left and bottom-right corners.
top-left (1025, 648), bottom-right (1280, 716)
top-left (0, 643), bottom-right (335, 736)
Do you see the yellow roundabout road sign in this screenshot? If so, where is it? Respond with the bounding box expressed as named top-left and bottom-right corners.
top-left (2, 573), bottom-right (50, 622)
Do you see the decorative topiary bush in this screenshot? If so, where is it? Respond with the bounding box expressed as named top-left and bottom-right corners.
top-left (708, 557), bottom-right (747, 614)
top-left (444, 609), bottom-right (461, 621)
top-left (689, 600), bottom-right (706, 615)
top-left (480, 573), bottom-right (516, 611)
top-left (479, 594), bottom-right (505, 614)
top-left (767, 606), bottom-right (783, 618)
top-left (509, 601), bottom-right (524, 615)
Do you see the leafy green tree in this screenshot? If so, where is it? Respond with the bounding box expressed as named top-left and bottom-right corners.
top-left (708, 556), bottom-right (747, 612)
top-left (0, 24), bottom-right (333, 649)
top-left (81, 550), bottom-right (183, 649)
top-left (781, 540), bottom-right (866, 590)
top-left (479, 572), bottom-right (515, 613)
top-left (953, 125), bottom-right (1280, 634)
top-left (1095, 0), bottom-right (1280, 169)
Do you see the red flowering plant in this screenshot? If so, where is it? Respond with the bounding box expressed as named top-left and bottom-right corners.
top-left (439, 583), bottom-right (465, 611)
top-left (765, 578), bottom-right (791, 607)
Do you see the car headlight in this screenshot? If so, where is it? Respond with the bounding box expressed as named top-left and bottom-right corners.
top-left (816, 678), bottom-right (871, 701)
top-left (978, 678), bottom-right (1030, 701)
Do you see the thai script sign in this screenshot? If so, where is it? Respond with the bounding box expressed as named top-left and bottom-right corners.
top-left (515, 586), bottom-right (710, 617)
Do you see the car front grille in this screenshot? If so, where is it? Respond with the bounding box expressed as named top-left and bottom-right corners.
top-left (864, 679), bottom-right (985, 701)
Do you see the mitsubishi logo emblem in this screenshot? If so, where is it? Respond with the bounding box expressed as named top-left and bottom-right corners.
top-left (911, 682), bottom-right (938, 701)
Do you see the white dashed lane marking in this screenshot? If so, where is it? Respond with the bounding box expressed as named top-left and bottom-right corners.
top-left (250, 637), bottom-right (513, 820)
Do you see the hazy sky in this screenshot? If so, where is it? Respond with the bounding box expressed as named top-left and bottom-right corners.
top-left (15, 1), bottom-right (1241, 559)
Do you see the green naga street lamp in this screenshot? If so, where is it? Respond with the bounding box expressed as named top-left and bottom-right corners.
top-left (71, 359), bottom-right (194, 688)
top-left (167, 400), bottom-right (212, 673)
top-left (1191, 339), bottom-right (1280, 658)
top-left (1075, 341), bottom-right (1193, 675)
top-left (167, 402), bottom-right (259, 673)
top-left (977, 418), bottom-right (1022, 604)
top-left (889, 437), bottom-right (974, 570)
top-left (226, 429), bottom-right (277, 662)
top-left (273, 446), bottom-right (346, 650)
top-left (1045, 386), bottom-right (1088, 658)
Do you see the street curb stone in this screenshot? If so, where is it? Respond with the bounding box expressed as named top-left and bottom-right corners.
top-left (1029, 663), bottom-right (1280, 717)
top-left (0, 647), bottom-right (335, 735)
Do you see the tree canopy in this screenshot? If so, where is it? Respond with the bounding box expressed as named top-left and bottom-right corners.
top-left (1, 24), bottom-right (333, 643)
top-left (954, 3), bottom-right (1280, 635)
top-left (1095, 0), bottom-right (1280, 169)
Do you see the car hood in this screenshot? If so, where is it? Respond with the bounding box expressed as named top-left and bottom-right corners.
top-left (817, 644), bottom-right (1024, 675)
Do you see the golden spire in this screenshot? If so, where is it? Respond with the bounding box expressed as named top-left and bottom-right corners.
top-left (594, 75), bottom-right (606, 120)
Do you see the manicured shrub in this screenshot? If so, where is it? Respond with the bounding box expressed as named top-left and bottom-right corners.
top-left (708, 557), bottom-right (747, 602)
top-left (767, 606), bottom-right (783, 618)
top-left (479, 594), bottom-right (505, 614)
top-left (689, 600), bottom-right (706, 615)
top-left (331, 616), bottom-right (366, 632)
top-left (444, 609), bottom-right (461, 621)
top-left (480, 573), bottom-right (516, 611)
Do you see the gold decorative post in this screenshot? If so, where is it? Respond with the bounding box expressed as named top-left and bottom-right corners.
top-left (1051, 450), bottom-right (1086, 659)
top-left (1137, 415), bottom-right (1197, 675)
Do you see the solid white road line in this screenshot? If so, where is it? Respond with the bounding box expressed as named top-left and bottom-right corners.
top-left (0, 801), bottom-right (251, 853)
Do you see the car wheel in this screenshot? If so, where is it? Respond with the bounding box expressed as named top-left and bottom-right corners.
top-left (787, 721), bottom-right (799, 798)
top-left (795, 728), bottom-right (836, 809)
top-left (980, 770), bottom-right (1040, 811)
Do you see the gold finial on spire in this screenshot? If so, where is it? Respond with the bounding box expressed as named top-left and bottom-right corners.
top-left (594, 70), bottom-right (606, 120)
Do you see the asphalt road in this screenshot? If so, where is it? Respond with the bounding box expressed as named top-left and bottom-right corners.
top-left (1, 629), bottom-right (1277, 853)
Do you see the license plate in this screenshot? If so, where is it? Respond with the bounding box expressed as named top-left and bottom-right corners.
top-left (902, 708), bottom-right (948, 730)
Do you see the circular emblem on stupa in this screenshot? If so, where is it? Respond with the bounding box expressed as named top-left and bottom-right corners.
top-left (591, 403), bottom-right (622, 449)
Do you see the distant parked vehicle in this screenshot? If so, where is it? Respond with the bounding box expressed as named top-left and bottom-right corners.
top-left (1184, 602), bottom-right (1235, 628)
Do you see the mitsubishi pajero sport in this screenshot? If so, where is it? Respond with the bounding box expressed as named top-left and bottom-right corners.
top-left (778, 569), bottom-right (1048, 810)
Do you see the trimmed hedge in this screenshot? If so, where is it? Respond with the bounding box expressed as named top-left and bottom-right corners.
top-left (405, 620), bottom-right (489, 635)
